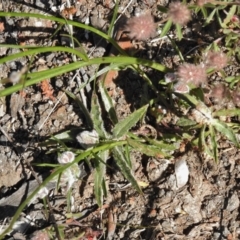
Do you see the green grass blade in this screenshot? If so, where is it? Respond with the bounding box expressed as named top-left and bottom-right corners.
top-left (167, 35), bottom-right (184, 61)
top-left (144, 137), bottom-right (178, 151)
top-left (59, 34), bottom-right (89, 61)
top-left (77, 63), bottom-right (126, 90)
top-left (0, 12), bottom-right (125, 55)
top-left (200, 125), bottom-right (213, 158)
top-left (65, 90), bottom-right (93, 129)
top-left (127, 138), bottom-right (170, 158)
top-left (209, 124), bottom-right (218, 162)
top-left (201, 6), bottom-right (208, 19)
top-left (0, 45), bottom-right (86, 61)
top-left (176, 117), bottom-right (197, 127)
top-left (113, 105), bottom-right (148, 138)
top-left (0, 56), bottom-right (169, 97)
top-left (112, 146), bottom-right (142, 193)
top-left (212, 119), bottom-right (240, 147)
top-left (91, 92), bottom-right (109, 138)
top-left (204, 8), bottom-right (217, 26)
top-left (108, 0), bottom-right (119, 37)
top-left (94, 150), bottom-right (109, 206)
top-left (160, 19), bottom-right (172, 38)
top-left (213, 108), bottom-right (240, 117)
top-left (176, 23), bottom-right (183, 41)
top-left (99, 80), bottom-right (118, 124)
top-left (124, 144), bottom-right (132, 168)
top-left (222, 5), bottom-right (236, 28)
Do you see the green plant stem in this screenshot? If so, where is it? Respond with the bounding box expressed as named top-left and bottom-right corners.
top-left (0, 56), bottom-right (170, 97)
top-left (0, 12), bottom-right (125, 55)
top-left (0, 45), bottom-right (86, 62)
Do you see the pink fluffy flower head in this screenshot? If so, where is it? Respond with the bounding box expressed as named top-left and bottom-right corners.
top-left (168, 2), bottom-right (191, 26)
top-left (204, 51), bottom-right (228, 70)
top-left (124, 12), bottom-right (156, 41)
top-left (177, 63), bottom-right (207, 86)
top-left (232, 90), bottom-right (240, 107)
top-left (210, 83), bottom-right (230, 102)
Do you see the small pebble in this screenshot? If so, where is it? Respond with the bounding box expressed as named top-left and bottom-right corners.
top-left (55, 79), bottom-right (63, 88)
top-left (54, 120), bottom-right (60, 127)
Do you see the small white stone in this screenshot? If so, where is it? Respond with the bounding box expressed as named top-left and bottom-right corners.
top-left (175, 158), bottom-right (189, 189)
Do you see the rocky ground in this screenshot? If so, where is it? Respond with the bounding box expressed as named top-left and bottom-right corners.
top-left (0, 0), bottom-right (240, 239)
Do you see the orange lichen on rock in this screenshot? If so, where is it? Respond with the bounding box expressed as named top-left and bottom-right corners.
top-left (40, 80), bottom-right (55, 101)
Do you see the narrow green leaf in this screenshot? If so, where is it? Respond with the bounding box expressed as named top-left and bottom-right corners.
top-left (40, 129), bottom-right (81, 146)
top-left (181, 93), bottom-right (199, 106)
top-left (213, 108), bottom-right (240, 117)
top-left (209, 125), bottom-right (218, 163)
top-left (113, 105), bottom-right (148, 138)
top-left (67, 189), bottom-right (73, 213)
top-left (216, 9), bottom-right (224, 27)
top-left (0, 12), bottom-right (126, 55)
top-left (199, 125), bottom-right (213, 157)
top-left (112, 146), bottom-right (142, 193)
top-left (108, 0), bottom-right (119, 37)
top-left (77, 63), bottom-right (126, 90)
top-left (144, 137), bottom-right (178, 151)
top-left (212, 119), bottom-right (239, 147)
top-left (99, 81), bottom-right (118, 124)
top-left (127, 138), bottom-right (168, 158)
top-left (0, 45), bottom-right (86, 61)
top-left (175, 23), bottom-right (183, 41)
top-left (167, 35), bottom-right (184, 62)
top-left (94, 150), bottom-right (109, 206)
top-left (225, 76), bottom-right (239, 83)
top-left (190, 87), bottom-right (205, 102)
top-left (60, 34), bottom-right (89, 61)
top-left (0, 56), bottom-right (169, 97)
top-left (91, 93), bottom-right (109, 138)
top-left (200, 6), bottom-right (208, 19)
top-left (160, 19), bottom-right (172, 38)
top-left (65, 90), bottom-right (93, 129)
top-left (222, 5), bottom-right (236, 28)
top-left (204, 8), bottom-right (217, 25)
top-left (176, 117), bottom-right (197, 127)
top-left (124, 144), bottom-right (132, 168)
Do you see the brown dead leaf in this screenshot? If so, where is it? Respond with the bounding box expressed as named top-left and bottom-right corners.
top-left (107, 208), bottom-right (117, 240)
top-left (40, 80), bottom-right (55, 101)
top-left (0, 22), bottom-right (5, 32)
top-left (61, 7), bottom-right (77, 18)
top-left (102, 70), bottom-right (119, 90)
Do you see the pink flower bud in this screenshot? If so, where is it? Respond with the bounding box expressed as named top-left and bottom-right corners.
top-left (177, 63), bottom-right (207, 86)
top-left (124, 12), bottom-right (156, 41)
top-left (204, 51), bottom-right (228, 70)
top-left (168, 2), bottom-right (191, 26)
